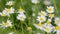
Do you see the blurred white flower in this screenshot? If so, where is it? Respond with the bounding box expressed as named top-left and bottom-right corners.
top-left (55, 17), bottom-right (60, 26)
top-left (3, 7), bottom-right (15, 14)
top-left (38, 10), bottom-right (47, 16)
top-left (8, 32), bottom-right (14, 34)
top-left (48, 13), bottom-right (54, 19)
top-left (2, 7), bottom-right (15, 17)
top-left (43, 21), bottom-right (54, 33)
top-left (43, 26), bottom-right (53, 33)
top-left (54, 26), bottom-right (60, 32)
top-left (37, 16), bottom-right (46, 22)
top-left (0, 20), bottom-right (12, 28)
top-left (33, 23), bottom-right (44, 30)
top-left (18, 8), bottom-right (25, 14)
top-left (43, 0), bottom-right (51, 5)
top-left (53, 26), bottom-right (60, 34)
top-left (6, 1), bottom-right (14, 6)
top-left (31, 0), bottom-right (39, 4)
top-left (0, 11), bottom-right (6, 16)
top-left (17, 14), bottom-right (26, 21)
top-left (46, 6), bottom-right (54, 13)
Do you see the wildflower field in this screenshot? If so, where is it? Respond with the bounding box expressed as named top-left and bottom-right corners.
top-left (0, 0), bottom-right (60, 34)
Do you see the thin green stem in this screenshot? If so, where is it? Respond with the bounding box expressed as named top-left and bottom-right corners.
top-left (21, 21), bottom-right (24, 34)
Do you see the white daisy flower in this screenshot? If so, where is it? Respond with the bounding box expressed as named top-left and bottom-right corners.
top-left (8, 32), bottom-right (14, 34)
top-left (43, 21), bottom-right (54, 33)
top-left (43, 26), bottom-right (53, 33)
top-left (0, 11), bottom-right (6, 16)
top-left (43, 0), bottom-right (51, 5)
top-left (55, 17), bottom-right (60, 26)
top-left (3, 7), bottom-right (15, 14)
top-left (6, 1), bottom-right (14, 6)
top-left (54, 26), bottom-right (60, 32)
top-left (48, 13), bottom-right (54, 19)
top-left (18, 8), bottom-right (25, 14)
top-left (0, 20), bottom-right (12, 28)
top-left (31, 0), bottom-right (39, 4)
top-left (37, 16), bottom-right (46, 22)
top-left (2, 7), bottom-right (15, 17)
top-left (46, 6), bottom-right (54, 13)
top-left (38, 10), bottom-right (47, 16)
top-left (33, 23), bottom-right (44, 30)
top-left (17, 14), bottom-right (26, 21)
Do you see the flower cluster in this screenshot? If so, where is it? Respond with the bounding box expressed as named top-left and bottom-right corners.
top-left (0, 1), bottom-right (26, 29)
top-left (34, 6), bottom-right (60, 34)
top-left (17, 7), bottom-right (26, 21)
top-left (0, 0), bottom-right (60, 34)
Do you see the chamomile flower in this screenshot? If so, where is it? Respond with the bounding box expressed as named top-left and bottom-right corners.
top-left (38, 10), bottom-right (47, 16)
top-left (43, 21), bottom-right (54, 33)
top-left (33, 23), bottom-right (44, 30)
top-left (43, 26), bottom-right (53, 33)
top-left (54, 17), bottom-right (60, 26)
top-left (54, 26), bottom-right (60, 31)
top-left (37, 16), bottom-right (46, 22)
top-left (48, 13), bottom-right (54, 18)
top-left (6, 1), bottom-right (14, 6)
top-left (17, 14), bottom-right (26, 21)
top-left (53, 26), bottom-right (60, 34)
top-left (8, 32), bottom-right (14, 34)
top-left (0, 11), bottom-right (6, 16)
top-left (0, 20), bottom-right (12, 28)
top-left (18, 8), bottom-right (25, 13)
top-left (43, 0), bottom-right (51, 5)
top-left (31, 0), bottom-right (39, 4)
top-left (46, 6), bottom-right (54, 13)
top-left (3, 7), bottom-right (15, 14)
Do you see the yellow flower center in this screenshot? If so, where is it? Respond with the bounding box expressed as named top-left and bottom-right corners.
top-left (55, 20), bottom-right (59, 23)
top-left (38, 23), bottom-right (42, 27)
top-left (20, 16), bottom-right (23, 19)
top-left (49, 14), bottom-right (54, 17)
top-left (55, 26), bottom-right (60, 30)
top-left (1, 13), bottom-right (6, 16)
top-left (27, 27), bottom-right (32, 31)
top-left (6, 9), bottom-right (11, 13)
top-left (39, 18), bottom-right (44, 21)
top-left (45, 27), bottom-right (50, 31)
top-left (40, 12), bottom-right (44, 16)
top-left (4, 22), bottom-right (9, 26)
top-left (48, 8), bottom-right (52, 12)
top-left (18, 8), bottom-right (23, 12)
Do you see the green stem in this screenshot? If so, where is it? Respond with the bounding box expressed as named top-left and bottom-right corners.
top-left (21, 21), bottom-right (24, 34)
